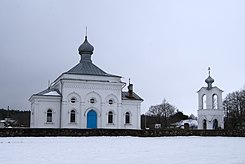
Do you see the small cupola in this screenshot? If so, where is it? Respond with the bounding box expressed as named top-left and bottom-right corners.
top-left (205, 67), bottom-right (214, 89)
top-left (78, 36), bottom-right (94, 63)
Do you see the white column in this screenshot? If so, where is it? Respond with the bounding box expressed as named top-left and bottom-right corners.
top-left (101, 102), bottom-right (106, 128)
top-left (117, 103), bottom-right (122, 129)
top-left (80, 101), bottom-right (85, 128)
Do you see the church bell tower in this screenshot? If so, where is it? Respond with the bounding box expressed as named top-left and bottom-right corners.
top-left (197, 68), bottom-right (224, 130)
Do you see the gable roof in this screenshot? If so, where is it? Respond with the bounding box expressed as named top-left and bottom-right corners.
top-left (33, 88), bottom-right (61, 97)
top-left (122, 91), bottom-right (144, 101)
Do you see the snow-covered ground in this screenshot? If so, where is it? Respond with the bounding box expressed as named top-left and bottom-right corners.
top-left (0, 136), bottom-right (245, 164)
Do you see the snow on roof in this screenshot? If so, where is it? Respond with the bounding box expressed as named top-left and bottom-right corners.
top-left (176, 119), bottom-right (198, 127)
top-left (43, 91), bottom-right (60, 96)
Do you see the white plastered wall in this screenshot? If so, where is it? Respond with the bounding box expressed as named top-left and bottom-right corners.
top-left (197, 87), bottom-right (224, 130)
top-left (30, 96), bottom-right (61, 128)
top-left (121, 100), bottom-right (141, 129)
top-left (30, 74), bottom-right (142, 129)
top-left (60, 76), bottom-right (124, 129)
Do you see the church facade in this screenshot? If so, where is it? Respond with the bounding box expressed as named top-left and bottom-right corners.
top-left (197, 68), bottom-right (224, 130)
top-left (29, 36), bottom-right (143, 129)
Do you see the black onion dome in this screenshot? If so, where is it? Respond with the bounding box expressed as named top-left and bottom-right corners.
top-left (205, 76), bottom-right (214, 84)
top-left (78, 36), bottom-right (94, 54)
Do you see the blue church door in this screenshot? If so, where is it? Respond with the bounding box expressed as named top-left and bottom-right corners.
top-left (87, 110), bottom-right (97, 128)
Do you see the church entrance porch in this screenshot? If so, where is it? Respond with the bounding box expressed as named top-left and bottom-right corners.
top-left (87, 110), bottom-right (97, 128)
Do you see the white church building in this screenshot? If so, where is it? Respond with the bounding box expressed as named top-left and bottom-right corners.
top-left (29, 36), bottom-right (143, 129)
top-left (197, 68), bottom-right (225, 130)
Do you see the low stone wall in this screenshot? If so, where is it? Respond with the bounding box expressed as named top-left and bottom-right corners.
top-left (0, 128), bottom-right (245, 137)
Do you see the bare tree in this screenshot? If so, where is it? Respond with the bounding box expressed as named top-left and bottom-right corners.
top-left (146, 99), bottom-right (177, 128)
top-left (223, 89), bottom-right (245, 129)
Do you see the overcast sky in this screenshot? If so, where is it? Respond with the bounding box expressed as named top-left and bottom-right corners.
top-left (1, 0), bottom-right (245, 115)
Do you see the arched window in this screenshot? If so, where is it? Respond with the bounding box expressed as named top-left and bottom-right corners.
top-left (108, 111), bottom-right (113, 124)
top-left (70, 110), bottom-right (76, 123)
top-left (125, 112), bottom-right (130, 124)
top-left (203, 119), bottom-right (207, 130)
top-left (213, 119), bottom-right (218, 130)
top-left (212, 94), bottom-right (218, 109)
top-left (202, 95), bottom-right (207, 109)
top-left (47, 109), bottom-right (52, 123)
